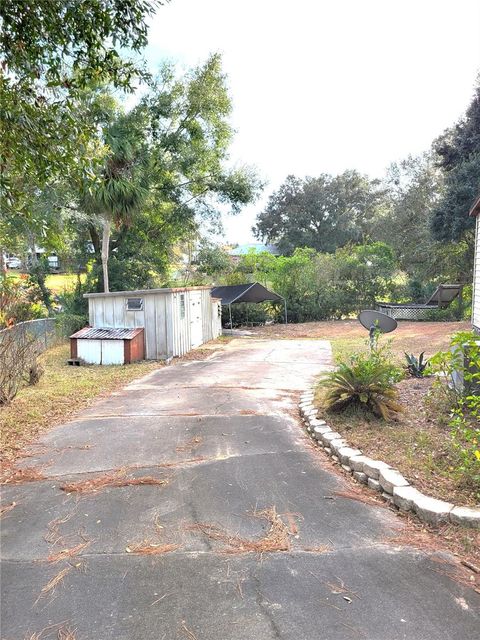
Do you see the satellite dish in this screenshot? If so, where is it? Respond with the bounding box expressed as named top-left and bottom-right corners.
top-left (358, 310), bottom-right (397, 348)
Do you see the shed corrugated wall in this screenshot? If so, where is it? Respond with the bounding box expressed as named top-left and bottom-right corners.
top-left (87, 288), bottom-right (221, 360)
top-left (88, 292), bottom-right (167, 359)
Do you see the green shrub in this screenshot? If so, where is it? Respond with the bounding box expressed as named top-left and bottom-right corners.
top-left (404, 352), bottom-right (429, 377)
top-left (0, 274), bottom-right (48, 327)
top-left (56, 279), bottom-right (89, 317)
top-left (322, 345), bottom-right (403, 420)
top-left (56, 314), bottom-right (88, 338)
top-left (429, 331), bottom-right (480, 496)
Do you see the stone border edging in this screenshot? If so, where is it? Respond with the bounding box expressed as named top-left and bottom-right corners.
top-left (299, 390), bottom-right (480, 530)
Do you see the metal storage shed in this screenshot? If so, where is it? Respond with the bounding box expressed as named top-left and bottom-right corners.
top-left (211, 282), bottom-right (287, 326)
top-left (84, 287), bottom-right (221, 360)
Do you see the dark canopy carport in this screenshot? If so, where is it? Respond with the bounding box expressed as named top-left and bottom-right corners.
top-left (211, 282), bottom-right (287, 327)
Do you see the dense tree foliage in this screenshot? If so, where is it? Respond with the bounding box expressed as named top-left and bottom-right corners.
top-left (254, 171), bottom-right (386, 254)
top-left (75, 55), bottom-right (260, 292)
top-left (431, 81), bottom-right (480, 241)
top-left (0, 0), bottom-right (160, 212)
top-left (376, 155), bottom-right (442, 279)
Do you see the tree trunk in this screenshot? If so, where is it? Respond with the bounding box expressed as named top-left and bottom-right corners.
top-left (101, 218), bottom-right (111, 293)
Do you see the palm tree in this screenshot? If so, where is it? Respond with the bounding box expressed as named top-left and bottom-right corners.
top-left (82, 116), bottom-right (148, 292)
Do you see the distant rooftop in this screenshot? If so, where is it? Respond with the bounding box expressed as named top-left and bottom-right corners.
top-left (228, 243), bottom-right (280, 257)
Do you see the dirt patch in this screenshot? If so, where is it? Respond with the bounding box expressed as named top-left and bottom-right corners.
top-left (317, 376), bottom-right (478, 507)
top-left (176, 347), bottom-right (218, 364)
top-left (250, 320), bottom-right (469, 346)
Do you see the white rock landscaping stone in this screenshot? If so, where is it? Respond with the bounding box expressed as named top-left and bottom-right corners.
top-left (299, 406), bottom-right (313, 414)
top-left (348, 455), bottom-right (371, 473)
top-left (363, 459), bottom-right (391, 480)
top-left (367, 478), bottom-right (381, 491)
top-left (449, 506), bottom-right (480, 529)
top-left (413, 494), bottom-right (453, 526)
top-left (309, 418), bottom-right (327, 426)
top-left (378, 468), bottom-right (409, 495)
top-left (337, 447), bottom-right (363, 466)
top-left (393, 486), bottom-right (423, 512)
top-left (322, 431), bottom-right (342, 443)
top-left (353, 471), bottom-right (368, 484)
top-left (313, 426), bottom-right (331, 439)
top-left (341, 464), bottom-right (352, 473)
top-left (330, 439), bottom-right (349, 455)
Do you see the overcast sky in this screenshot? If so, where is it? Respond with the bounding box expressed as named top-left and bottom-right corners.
top-left (144, 0), bottom-right (480, 244)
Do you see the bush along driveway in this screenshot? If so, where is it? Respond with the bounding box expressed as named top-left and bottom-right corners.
top-left (1, 338), bottom-right (479, 639)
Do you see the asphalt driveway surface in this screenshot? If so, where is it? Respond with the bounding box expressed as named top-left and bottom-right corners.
top-left (1, 338), bottom-right (479, 639)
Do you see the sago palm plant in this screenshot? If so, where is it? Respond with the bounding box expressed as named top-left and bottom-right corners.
top-left (323, 355), bottom-right (402, 420)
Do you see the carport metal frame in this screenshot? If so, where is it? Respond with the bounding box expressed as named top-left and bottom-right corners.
top-left (220, 283), bottom-right (288, 328)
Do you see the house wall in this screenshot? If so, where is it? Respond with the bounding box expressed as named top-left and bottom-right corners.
top-left (473, 215), bottom-right (480, 332)
top-left (86, 288), bottom-right (220, 360)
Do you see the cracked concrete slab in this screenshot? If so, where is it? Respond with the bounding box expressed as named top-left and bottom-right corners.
top-left (2, 550), bottom-right (478, 640)
top-left (1, 338), bottom-right (478, 638)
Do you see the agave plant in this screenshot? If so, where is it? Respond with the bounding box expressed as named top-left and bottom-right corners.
top-left (404, 352), bottom-right (429, 378)
top-left (323, 356), bottom-right (403, 420)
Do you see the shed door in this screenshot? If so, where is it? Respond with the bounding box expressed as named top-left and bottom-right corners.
top-left (189, 292), bottom-right (203, 348)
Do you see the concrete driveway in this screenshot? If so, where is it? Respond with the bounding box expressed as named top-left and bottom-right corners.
top-left (1, 338), bottom-right (478, 639)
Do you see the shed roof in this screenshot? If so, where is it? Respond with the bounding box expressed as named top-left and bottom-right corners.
top-left (469, 195), bottom-right (480, 216)
top-left (70, 327), bottom-right (144, 340)
top-left (84, 286), bottom-right (212, 299)
top-left (211, 282), bottom-right (284, 305)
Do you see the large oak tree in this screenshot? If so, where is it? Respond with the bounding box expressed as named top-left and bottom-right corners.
top-left (254, 171), bottom-right (386, 255)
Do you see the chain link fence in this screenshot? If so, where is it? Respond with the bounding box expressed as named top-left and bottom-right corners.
top-left (0, 318), bottom-right (58, 352)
